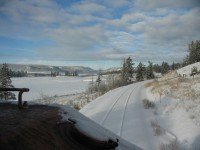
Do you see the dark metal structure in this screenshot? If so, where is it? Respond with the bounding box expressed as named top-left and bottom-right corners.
top-left (0, 88), bottom-right (29, 109)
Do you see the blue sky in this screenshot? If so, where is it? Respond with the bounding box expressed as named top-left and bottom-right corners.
top-left (0, 0), bottom-right (200, 69)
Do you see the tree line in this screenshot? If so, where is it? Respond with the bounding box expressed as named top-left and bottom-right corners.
top-left (10, 70), bottom-right (28, 77)
top-left (0, 40), bottom-right (199, 100)
top-left (90, 40), bottom-right (200, 95)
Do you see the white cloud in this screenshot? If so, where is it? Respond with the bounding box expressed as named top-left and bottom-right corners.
top-left (0, 0), bottom-right (200, 65)
top-left (70, 1), bottom-right (110, 17)
top-left (134, 0), bottom-right (200, 11)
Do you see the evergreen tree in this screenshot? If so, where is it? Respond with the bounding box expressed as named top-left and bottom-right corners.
top-left (136, 62), bottom-right (145, 81)
top-left (182, 55), bottom-right (189, 67)
top-left (153, 64), bottom-right (162, 73)
top-left (0, 63), bottom-right (16, 100)
top-left (121, 57), bottom-right (134, 83)
top-left (146, 61), bottom-right (155, 79)
top-left (171, 62), bottom-right (176, 70)
top-left (65, 71), bottom-right (69, 76)
top-left (171, 62), bottom-right (181, 70)
top-left (121, 58), bottom-right (128, 83)
top-left (126, 57), bottom-right (134, 81)
top-left (161, 61), bottom-right (170, 75)
top-left (96, 73), bottom-right (102, 86)
top-left (188, 40), bottom-right (200, 64)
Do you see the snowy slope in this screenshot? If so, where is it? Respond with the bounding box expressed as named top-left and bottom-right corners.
top-left (177, 62), bottom-right (200, 76)
top-left (80, 81), bottom-right (172, 150)
top-left (145, 64), bottom-right (200, 150)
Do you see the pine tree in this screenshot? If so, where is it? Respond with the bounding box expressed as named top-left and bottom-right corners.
top-left (0, 63), bottom-right (16, 100)
top-left (136, 62), bottom-right (145, 81)
top-left (146, 61), bottom-right (155, 79)
top-left (188, 40), bottom-right (200, 64)
top-left (171, 62), bottom-right (175, 70)
top-left (121, 58), bottom-right (128, 83)
top-left (121, 57), bottom-right (134, 84)
top-left (153, 64), bottom-right (162, 73)
top-left (126, 57), bottom-right (134, 81)
top-left (161, 61), bottom-right (170, 75)
top-left (96, 73), bottom-right (102, 86)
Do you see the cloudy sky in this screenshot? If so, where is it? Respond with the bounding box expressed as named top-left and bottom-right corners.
top-left (0, 0), bottom-right (200, 69)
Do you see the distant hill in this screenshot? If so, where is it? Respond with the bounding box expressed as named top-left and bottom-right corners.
top-left (0, 64), bottom-right (97, 75)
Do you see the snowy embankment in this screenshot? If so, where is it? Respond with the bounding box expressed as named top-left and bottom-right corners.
top-left (145, 70), bottom-right (200, 149)
top-left (12, 76), bottom-right (93, 101)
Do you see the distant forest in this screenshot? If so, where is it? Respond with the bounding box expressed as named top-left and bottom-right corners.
top-left (9, 70), bottom-right (28, 77)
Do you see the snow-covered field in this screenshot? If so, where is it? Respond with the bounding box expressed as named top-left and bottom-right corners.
top-left (12, 76), bottom-right (93, 101)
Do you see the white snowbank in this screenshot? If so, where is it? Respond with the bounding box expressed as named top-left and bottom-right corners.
top-left (177, 62), bottom-right (200, 77)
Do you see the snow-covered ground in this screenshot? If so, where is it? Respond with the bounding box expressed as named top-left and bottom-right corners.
top-left (81, 81), bottom-right (171, 150)
top-left (12, 76), bottom-right (93, 101)
top-left (146, 86), bottom-right (200, 150)
top-left (177, 62), bottom-right (200, 77)
top-left (81, 76), bottom-right (200, 150)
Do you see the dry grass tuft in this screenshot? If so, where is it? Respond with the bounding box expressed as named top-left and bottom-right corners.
top-left (160, 141), bottom-right (179, 150)
top-left (143, 99), bottom-right (155, 109)
top-left (150, 120), bottom-right (164, 136)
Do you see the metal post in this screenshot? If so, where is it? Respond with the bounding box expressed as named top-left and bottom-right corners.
top-left (0, 88), bottom-right (29, 110)
top-left (18, 91), bottom-right (23, 109)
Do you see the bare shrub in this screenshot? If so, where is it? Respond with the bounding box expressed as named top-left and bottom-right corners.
top-left (73, 103), bottom-right (81, 110)
top-left (36, 93), bottom-right (56, 104)
top-left (160, 141), bottom-right (179, 150)
top-left (150, 120), bottom-right (164, 136)
top-left (98, 82), bottom-right (108, 94)
top-left (190, 114), bottom-right (196, 120)
top-left (153, 109), bottom-right (158, 115)
top-left (143, 99), bottom-right (155, 109)
top-left (87, 74), bottom-right (127, 98)
top-left (178, 77), bottom-right (190, 83)
top-left (145, 80), bottom-right (158, 88)
top-left (68, 100), bottom-right (81, 110)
